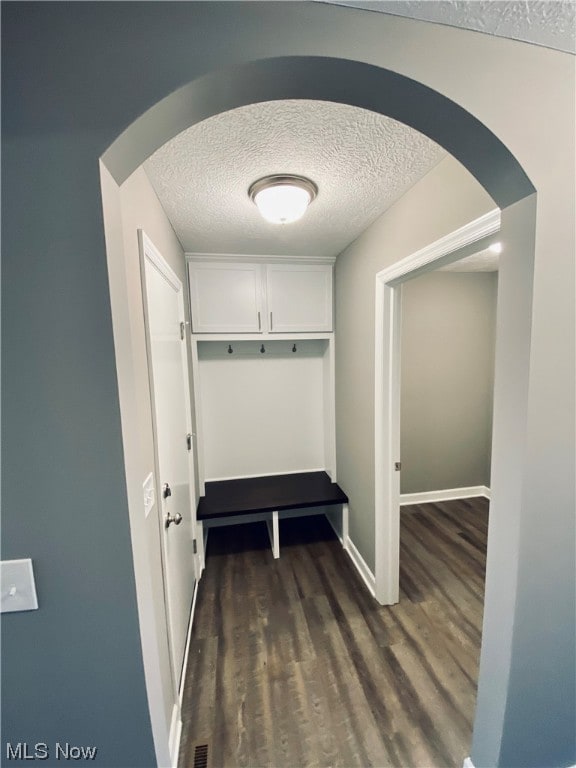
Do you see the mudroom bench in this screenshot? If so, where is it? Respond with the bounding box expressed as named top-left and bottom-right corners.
top-left (196, 471), bottom-right (349, 568)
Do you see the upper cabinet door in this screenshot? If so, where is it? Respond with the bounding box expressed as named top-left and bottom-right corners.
top-left (189, 263), bottom-right (262, 333)
top-left (266, 264), bottom-right (333, 333)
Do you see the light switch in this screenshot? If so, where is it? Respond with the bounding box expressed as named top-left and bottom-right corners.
top-left (1, 559), bottom-right (39, 613)
top-left (143, 473), bottom-right (155, 518)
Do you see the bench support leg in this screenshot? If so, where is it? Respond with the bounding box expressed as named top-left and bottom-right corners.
top-left (342, 503), bottom-right (349, 551)
top-left (266, 510), bottom-right (280, 559)
top-left (195, 521), bottom-right (206, 576)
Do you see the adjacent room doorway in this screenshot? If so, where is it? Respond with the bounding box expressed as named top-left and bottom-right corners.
top-left (374, 209), bottom-right (501, 605)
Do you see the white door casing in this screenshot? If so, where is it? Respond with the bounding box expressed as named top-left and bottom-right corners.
top-left (140, 231), bottom-right (198, 692)
top-left (374, 209), bottom-right (501, 605)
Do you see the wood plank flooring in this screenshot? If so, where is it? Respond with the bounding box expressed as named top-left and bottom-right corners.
top-left (178, 498), bottom-right (488, 768)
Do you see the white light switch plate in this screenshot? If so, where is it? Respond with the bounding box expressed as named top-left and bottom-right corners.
top-left (1, 559), bottom-right (39, 613)
top-left (143, 473), bottom-right (155, 518)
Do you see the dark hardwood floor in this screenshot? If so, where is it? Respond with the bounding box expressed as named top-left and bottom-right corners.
top-left (178, 498), bottom-right (488, 768)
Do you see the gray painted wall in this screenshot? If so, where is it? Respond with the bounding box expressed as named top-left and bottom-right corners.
top-left (1, 135), bottom-right (157, 766)
top-left (2, 4), bottom-right (574, 768)
top-left (335, 155), bottom-right (495, 569)
top-left (400, 272), bottom-right (497, 494)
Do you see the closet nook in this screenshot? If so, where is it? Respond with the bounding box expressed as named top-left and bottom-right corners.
top-left (187, 258), bottom-right (348, 565)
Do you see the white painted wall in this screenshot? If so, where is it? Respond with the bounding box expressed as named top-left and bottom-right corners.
top-left (198, 340), bottom-right (327, 480)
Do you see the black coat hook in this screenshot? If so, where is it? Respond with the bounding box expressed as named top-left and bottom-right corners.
top-left (292, 344), bottom-right (297, 353)
top-left (260, 344), bottom-right (265, 354)
top-left (228, 344), bottom-right (233, 354)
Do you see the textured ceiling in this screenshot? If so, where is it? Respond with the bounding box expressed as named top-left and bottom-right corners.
top-left (144, 100), bottom-right (445, 258)
top-left (321, 1), bottom-right (576, 53)
top-left (144, 3), bottom-right (573, 261)
top-left (439, 247), bottom-right (500, 272)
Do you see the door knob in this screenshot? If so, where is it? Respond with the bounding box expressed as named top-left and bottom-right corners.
top-left (165, 511), bottom-right (183, 529)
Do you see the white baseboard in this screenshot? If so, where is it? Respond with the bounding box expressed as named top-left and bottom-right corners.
top-left (462, 757), bottom-right (576, 768)
top-left (400, 486), bottom-right (491, 505)
top-left (345, 535), bottom-right (376, 597)
top-left (169, 703), bottom-right (182, 768)
top-left (171, 580), bottom-right (199, 767)
top-left (179, 581), bottom-right (198, 703)
top-left (464, 758), bottom-right (576, 768)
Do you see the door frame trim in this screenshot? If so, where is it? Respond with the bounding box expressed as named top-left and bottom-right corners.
top-left (140, 230), bottom-right (182, 292)
top-left (373, 208), bottom-right (501, 604)
top-left (138, 230), bottom-right (182, 698)
top-left (139, 230), bottom-right (200, 678)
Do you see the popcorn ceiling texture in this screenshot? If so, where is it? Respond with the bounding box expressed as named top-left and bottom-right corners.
top-left (439, 248), bottom-right (500, 272)
top-left (144, 100), bottom-right (445, 258)
top-left (144, 2), bottom-right (574, 261)
top-left (324, 1), bottom-right (576, 54)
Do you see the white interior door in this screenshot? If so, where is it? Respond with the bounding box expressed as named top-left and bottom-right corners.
top-left (140, 231), bottom-right (197, 692)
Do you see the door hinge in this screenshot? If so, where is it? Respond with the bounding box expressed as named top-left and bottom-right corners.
top-left (394, 462), bottom-right (402, 471)
top-left (180, 321), bottom-right (185, 340)
top-left (186, 433), bottom-right (193, 451)
top-left (193, 540), bottom-right (197, 554)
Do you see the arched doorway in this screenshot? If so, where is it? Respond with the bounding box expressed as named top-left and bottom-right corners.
top-left (100, 55), bottom-right (536, 766)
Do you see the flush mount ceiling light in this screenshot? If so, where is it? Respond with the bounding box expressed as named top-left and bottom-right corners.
top-left (249, 175), bottom-right (318, 224)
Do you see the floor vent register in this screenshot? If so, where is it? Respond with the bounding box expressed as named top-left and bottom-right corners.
top-left (193, 744), bottom-right (209, 768)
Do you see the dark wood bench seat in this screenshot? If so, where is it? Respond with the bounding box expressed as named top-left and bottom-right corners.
top-left (196, 471), bottom-right (349, 563)
top-left (197, 471), bottom-right (348, 520)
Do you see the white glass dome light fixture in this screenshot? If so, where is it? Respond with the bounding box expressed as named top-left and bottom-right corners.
top-left (249, 175), bottom-right (318, 224)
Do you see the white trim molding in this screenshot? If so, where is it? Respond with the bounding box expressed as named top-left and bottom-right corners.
top-left (140, 231), bottom-right (182, 291)
top-left (186, 252), bottom-right (336, 265)
top-left (376, 209), bottom-right (500, 285)
top-left (168, 704), bottom-right (182, 768)
top-left (179, 582), bottom-right (198, 703)
top-left (171, 580), bottom-right (199, 767)
top-left (400, 486), bottom-right (491, 505)
top-left (345, 536), bottom-right (376, 597)
top-left (465, 760), bottom-right (576, 768)
top-left (374, 208), bottom-right (500, 605)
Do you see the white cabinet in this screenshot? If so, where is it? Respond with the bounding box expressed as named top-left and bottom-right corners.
top-left (188, 263), bottom-right (262, 333)
top-left (266, 264), bottom-right (332, 333)
top-left (188, 261), bottom-right (333, 334)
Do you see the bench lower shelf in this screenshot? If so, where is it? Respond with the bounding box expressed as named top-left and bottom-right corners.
top-left (196, 471), bottom-right (349, 566)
